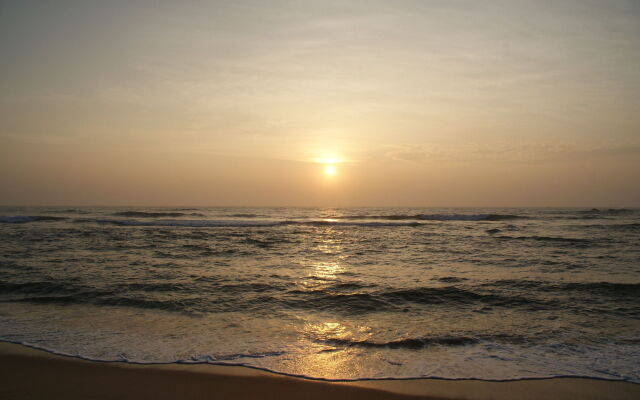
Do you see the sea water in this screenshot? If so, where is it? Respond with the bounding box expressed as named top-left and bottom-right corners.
top-left (0, 207), bottom-right (638, 381)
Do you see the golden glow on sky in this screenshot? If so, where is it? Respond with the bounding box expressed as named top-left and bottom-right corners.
top-left (318, 158), bottom-right (340, 165)
top-left (314, 155), bottom-right (344, 165)
top-left (0, 1), bottom-right (639, 206)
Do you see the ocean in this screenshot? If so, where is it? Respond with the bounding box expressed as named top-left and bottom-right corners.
top-left (0, 207), bottom-right (638, 382)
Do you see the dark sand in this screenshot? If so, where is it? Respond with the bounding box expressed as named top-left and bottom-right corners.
top-left (1, 342), bottom-right (638, 399)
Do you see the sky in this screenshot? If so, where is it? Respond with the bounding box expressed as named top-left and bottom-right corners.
top-left (1, 0), bottom-right (639, 207)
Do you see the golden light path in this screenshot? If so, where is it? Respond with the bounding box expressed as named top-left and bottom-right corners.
top-left (293, 260), bottom-right (366, 378)
top-left (286, 229), bottom-right (369, 378)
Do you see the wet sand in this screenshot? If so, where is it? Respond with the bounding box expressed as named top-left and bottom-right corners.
top-left (1, 342), bottom-right (638, 400)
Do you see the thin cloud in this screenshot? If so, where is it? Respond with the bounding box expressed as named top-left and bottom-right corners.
top-left (380, 142), bottom-right (640, 164)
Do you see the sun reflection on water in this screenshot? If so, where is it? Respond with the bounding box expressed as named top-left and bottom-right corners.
top-left (311, 261), bottom-right (344, 280)
top-left (305, 321), bottom-right (347, 340)
top-left (297, 261), bottom-right (346, 291)
top-left (289, 319), bottom-right (374, 379)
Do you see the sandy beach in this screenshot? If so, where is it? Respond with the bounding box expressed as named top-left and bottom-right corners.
top-left (0, 342), bottom-right (638, 400)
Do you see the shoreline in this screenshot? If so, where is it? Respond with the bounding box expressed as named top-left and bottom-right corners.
top-left (0, 339), bottom-right (636, 385)
top-left (1, 342), bottom-right (639, 399)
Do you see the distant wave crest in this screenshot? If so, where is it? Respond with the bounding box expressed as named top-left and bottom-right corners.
top-left (0, 215), bottom-right (67, 223)
top-left (95, 219), bottom-right (423, 227)
top-left (111, 211), bottom-right (205, 218)
top-left (420, 213), bottom-right (524, 221)
top-left (493, 235), bottom-right (592, 245)
top-left (332, 213), bottom-right (526, 221)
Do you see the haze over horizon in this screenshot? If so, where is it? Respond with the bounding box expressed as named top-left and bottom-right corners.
top-left (1, 0), bottom-right (639, 207)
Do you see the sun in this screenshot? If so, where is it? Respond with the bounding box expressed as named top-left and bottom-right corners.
top-left (324, 165), bottom-right (336, 176)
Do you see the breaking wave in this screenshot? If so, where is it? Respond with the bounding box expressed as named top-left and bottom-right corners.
top-left (0, 216), bottom-right (67, 223)
top-left (318, 335), bottom-right (480, 349)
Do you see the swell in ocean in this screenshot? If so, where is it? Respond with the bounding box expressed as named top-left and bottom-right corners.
top-left (0, 207), bottom-right (638, 382)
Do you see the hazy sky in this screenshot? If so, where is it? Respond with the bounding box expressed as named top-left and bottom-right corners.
top-left (1, 0), bottom-right (639, 206)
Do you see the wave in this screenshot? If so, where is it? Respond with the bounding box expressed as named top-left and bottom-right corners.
top-left (8, 279), bottom-right (633, 302)
top-left (319, 333), bottom-right (533, 350)
top-left (87, 216), bottom-right (527, 227)
top-left (583, 223), bottom-right (640, 230)
top-left (1, 291), bottom-right (203, 314)
top-left (604, 208), bottom-right (637, 214)
top-left (564, 208), bottom-right (640, 220)
top-left (493, 235), bottom-right (592, 244)
top-left (285, 286), bottom-right (551, 314)
top-left (0, 212), bottom-right (529, 226)
top-left (0, 281), bottom-right (72, 294)
top-left (111, 211), bottom-right (204, 218)
top-left (188, 351), bottom-right (287, 362)
top-left (3, 281), bottom-right (637, 318)
top-left (332, 213), bottom-right (527, 221)
top-left (0, 279), bottom-right (289, 298)
top-left (331, 215), bottom-right (422, 220)
top-left (0, 215), bottom-right (67, 223)
top-left (300, 220), bottom-right (422, 227)
top-left (490, 280), bottom-right (640, 296)
top-left (2, 338), bottom-right (639, 384)
top-left (318, 335), bottom-right (479, 349)
top-left (578, 208), bottom-right (637, 215)
top-left (93, 219), bottom-right (424, 228)
top-left (381, 287), bottom-right (546, 308)
top-left (98, 219), bottom-right (284, 227)
top-left (1, 280), bottom-right (544, 314)
top-left (420, 214), bottom-right (525, 221)
top-left (43, 209), bottom-right (91, 214)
